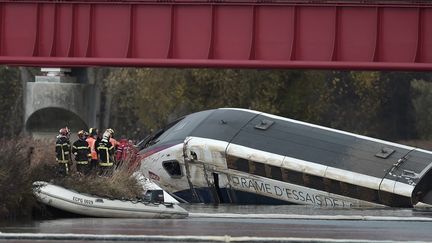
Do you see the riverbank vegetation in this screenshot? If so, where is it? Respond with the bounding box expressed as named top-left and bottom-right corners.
top-left (103, 69), bottom-right (432, 142)
top-left (2, 67), bottom-right (432, 142)
top-left (0, 137), bottom-right (143, 220)
top-left (0, 138), bottom-right (36, 219)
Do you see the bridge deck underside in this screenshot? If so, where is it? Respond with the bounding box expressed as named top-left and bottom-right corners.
top-left (1, 1), bottom-right (432, 70)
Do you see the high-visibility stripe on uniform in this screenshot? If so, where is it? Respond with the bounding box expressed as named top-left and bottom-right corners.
top-left (65, 163), bottom-right (69, 175)
top-left (76, 161), bottom-right (89, 164)
top-left (56, 144), bottom-right (69, 162)
top-left (99, 162), bottom-right (114, 166)
top-left (76, 146), bottom-right (90, 149)
top-left (97, 146), bottom-right (113, 150)
top-left (97, 146), bottom-right (114, 166)
top-left (97, 147), bottom-right (111, 150)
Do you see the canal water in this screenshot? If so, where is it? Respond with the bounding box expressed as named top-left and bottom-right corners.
top-left (182, 203), bottom-right (432, 217)
top-left (1, 204), bottom-right (432, 242)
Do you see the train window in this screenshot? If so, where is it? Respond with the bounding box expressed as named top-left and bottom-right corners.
top-left (254, 119), bottom-right (274, 130)
top-left (162, 160), bottom-right (182, 177)
top-left (236, 158), bottom-right (249, 172)
top-left (375, 147), bottom-right (395, 159)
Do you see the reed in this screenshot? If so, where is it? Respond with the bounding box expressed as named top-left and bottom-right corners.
top-left (0, 137), bottom-right (37, 219)
top-left (54, 155), bottom-right (144, 200)
top-left (0, 137), bottom-right (144, 219)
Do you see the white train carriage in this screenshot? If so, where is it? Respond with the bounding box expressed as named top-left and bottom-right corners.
top-left (138, 108), bottom-right (432, 207)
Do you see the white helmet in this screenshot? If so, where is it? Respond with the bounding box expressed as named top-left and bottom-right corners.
top-left (102, 131), bottom-right (111, 142)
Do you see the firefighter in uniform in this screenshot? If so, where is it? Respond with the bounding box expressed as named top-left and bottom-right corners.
top-left (86, 128), bottom-right (99, 172)
top-left (107, 128), bottom-right (119, 150)
top-left (55, 127), bottom-right (72, 176)
top-left (72, 130), bottom-right (91, 175)
top-left (115, 138), bottom-right (129, 166)
top-left (95, 130), bottom-right (115, 176)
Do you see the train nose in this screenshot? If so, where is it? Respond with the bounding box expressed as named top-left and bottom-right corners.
top-left (412, 167), bottom-right (432, 206)
top-left (419, 191), bottom-right (432, 205)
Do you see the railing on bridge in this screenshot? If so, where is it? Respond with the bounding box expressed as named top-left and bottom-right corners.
top-left (1, 0), bottom-right (432, 70)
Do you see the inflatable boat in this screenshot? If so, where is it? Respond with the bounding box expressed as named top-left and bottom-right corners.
top-left (32, 181), bottom-right (188, 218)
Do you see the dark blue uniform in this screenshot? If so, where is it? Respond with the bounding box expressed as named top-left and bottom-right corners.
top-left (55, 136), bottom-right (71, 176)
top-left (72, 139), bottom-right (91, 175)
top-left (95, 139), bottom-right (114, 176)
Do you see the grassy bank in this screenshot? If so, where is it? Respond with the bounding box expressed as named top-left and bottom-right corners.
top-left (0, 137), bottom-right (144, 220)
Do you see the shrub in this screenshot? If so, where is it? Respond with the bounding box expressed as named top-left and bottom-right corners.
top-left (53, 159), bottom-right (144, 200)
top-left (0, 138), bottom-right (36, 219)
top-left (0, 136), bottom-right (144, 219)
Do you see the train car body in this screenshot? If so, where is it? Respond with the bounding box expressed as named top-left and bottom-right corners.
top-left (138, 108), bottom-right (432, 207)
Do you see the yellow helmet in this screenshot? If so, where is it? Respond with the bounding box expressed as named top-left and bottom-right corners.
top-left (89, 127), bottom-right (98, 136)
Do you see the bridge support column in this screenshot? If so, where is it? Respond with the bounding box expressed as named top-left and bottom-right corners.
top-left (24, 68), bottom-right (101, 139)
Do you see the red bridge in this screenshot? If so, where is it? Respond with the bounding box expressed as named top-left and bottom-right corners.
top-left (1, 0), bottom-right (432, 70)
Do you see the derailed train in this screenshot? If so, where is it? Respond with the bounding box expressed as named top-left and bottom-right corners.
top-left (138, 108), bottom-right (432, 207)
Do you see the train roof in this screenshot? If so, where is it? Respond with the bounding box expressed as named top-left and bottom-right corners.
top-left (187, 108), bottom-right (432, 185)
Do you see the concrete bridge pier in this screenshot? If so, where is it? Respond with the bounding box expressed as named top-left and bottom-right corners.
top-left (24, 68), bottom-right (100, 140)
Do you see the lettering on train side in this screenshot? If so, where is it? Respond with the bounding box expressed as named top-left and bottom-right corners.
top-left (230, 175), bottom-right (353, 207)
top-left (236, 176), bottom-right (273, 194)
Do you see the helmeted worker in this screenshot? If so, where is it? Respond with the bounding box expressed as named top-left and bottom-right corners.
top-left (83, 130), bottom-right (89, 140)
top-left (72, 130), bottom-right (91, 175)
top-left (86, 128), bottom-right (99, 172)
top-left (115, 138), bottom-right (129, 163)
top-left (55, 127), bottom-right (72, 176)
top-left (115, 138), bottom-right (139, 172)
top-left (107, 128), bottom-right (119, 150)
top-left (95, 130), bottom-right (115, 176)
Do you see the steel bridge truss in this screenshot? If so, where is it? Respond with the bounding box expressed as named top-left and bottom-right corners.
top-left (1, 0), bottom-right (432, 70)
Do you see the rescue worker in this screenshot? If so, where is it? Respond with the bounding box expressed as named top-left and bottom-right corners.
top-left (86, 128), bottom-right (99, 172)
top-left (115, 138), bottom-right (129, 163)
top-left (117, 138), bottom-right (139, 172)
top-left (72, 130), bottom-right (91, 175)
top-left (83, 130), bottom-right (89, 140)
top-left (107, 128), bottom-right (119, 151)
top-left (95, 130), bottom-right (115, 176)
top-left (115, 137), bottom-right (132, 169)
top-left (55, 127), bottom-right (72, 176)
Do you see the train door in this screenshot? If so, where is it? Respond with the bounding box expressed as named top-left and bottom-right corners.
top-left (183, 137), bottom-right (231, 204)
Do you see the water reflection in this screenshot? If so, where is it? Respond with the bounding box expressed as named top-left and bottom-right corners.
top-left (183, 203), bottom-right (432, 217)
top-left (1, 204), bottom-right (432, 232)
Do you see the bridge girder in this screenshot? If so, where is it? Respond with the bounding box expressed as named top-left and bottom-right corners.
top-left (1, 1), bottom-right (432, 70)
